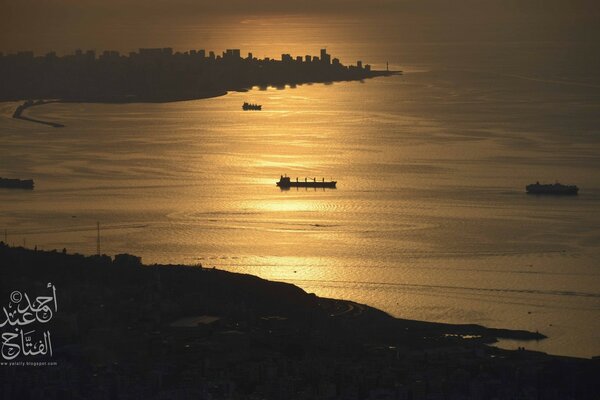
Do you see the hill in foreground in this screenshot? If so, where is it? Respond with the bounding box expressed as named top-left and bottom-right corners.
top-left (0, 243), bottom-right (598, 399)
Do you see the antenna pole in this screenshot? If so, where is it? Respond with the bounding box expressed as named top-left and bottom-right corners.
top-left (96, 221), bottom-right (100, 255)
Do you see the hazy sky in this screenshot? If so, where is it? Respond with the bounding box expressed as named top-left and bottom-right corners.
top-left (1, 0), bottom-right (599, 54)
top-left (3, 0), bottom-right (597, 14)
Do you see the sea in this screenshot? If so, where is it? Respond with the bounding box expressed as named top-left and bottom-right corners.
top-left (1, 15), bottom-right (599, 358)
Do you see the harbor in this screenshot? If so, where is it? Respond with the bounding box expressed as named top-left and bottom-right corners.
top-left (12, 99), bottom-right (64, 127)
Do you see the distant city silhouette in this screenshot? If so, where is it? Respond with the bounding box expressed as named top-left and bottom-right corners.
top-left (0, 48), bottom-right (399, 102)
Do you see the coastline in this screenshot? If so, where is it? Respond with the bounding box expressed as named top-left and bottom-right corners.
top-left (4, 69), bottom-right (398, 105)
top-left (9, 91), bottom-right (229, 127)
top-left (57, 89), bottom-right (229, 104)
top-left (1, 243), bottom-right (598, 398)
top-left (7, 71), bottom-right (397, 127)
top-left (0, 242), bottom-right (544, 347)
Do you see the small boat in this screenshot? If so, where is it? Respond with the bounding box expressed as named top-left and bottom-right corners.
top-left (242, 102), bottom-right (262, 111)
top-left (276, 175), bottom-right (336, 189)
top-left (0, 177), bottom-right (34, 189)
top-left (526, 181), bottom-right (578, 195)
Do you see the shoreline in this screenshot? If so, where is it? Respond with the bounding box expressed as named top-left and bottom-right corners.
top-left (5, 69), bottom-right (399, 105)
top-left (57, 89), bottom-right (229, 104)
top-left (0, 242), bottom-right (548, 350)
top-left (2, 243), bottom-right (598, 398)
top-left (7, 72), bottom-right (398, 127)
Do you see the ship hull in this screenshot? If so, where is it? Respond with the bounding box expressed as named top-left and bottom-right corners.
top-left (0, 178), bottom-right (34, 189)
top-left (277, 181), bottom-right (336, 188)
top-left (526, 184), bottom-right (578, 195)
top-left (242, 103), bottom-right (261, 111)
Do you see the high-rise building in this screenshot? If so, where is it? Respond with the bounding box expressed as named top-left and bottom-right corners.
top-left (320, 49), bottom-right (331, 65)
top-left (224, 49), bottom-right (241, 59)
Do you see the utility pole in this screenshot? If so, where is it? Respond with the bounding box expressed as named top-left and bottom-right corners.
top-left (3, 229), bottom-right (6, 243)
top-left (96, 221), bottom-right (100, 255)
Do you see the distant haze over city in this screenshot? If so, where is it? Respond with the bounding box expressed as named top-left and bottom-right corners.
top-left (1, 0), bottom-right (599, 55)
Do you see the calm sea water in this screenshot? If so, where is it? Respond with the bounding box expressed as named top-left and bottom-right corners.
top-left (1, 16), bottom-right (599, 358)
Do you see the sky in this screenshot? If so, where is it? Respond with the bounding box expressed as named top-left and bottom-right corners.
top-left (1, 0), bottom-right (599, 54)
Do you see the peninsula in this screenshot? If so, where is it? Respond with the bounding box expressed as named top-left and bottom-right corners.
top-left (1, 243), bottom-right (598, 399)
top-left (0, 48), bottom-right (399, 103)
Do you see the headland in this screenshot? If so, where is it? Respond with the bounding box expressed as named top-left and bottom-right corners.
top-left (1, 243), bottom-right (598, 399)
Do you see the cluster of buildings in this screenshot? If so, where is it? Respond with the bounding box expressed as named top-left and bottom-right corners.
top-left (0, 47), bottom-right (377, 102)
top-left (0, 47), bottom-right (369, 72)
top-left (2, 319), bottom-right (591, 400)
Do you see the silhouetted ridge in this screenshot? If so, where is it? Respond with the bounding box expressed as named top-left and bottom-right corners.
top-left (3, 243), bottom-right (598, 399)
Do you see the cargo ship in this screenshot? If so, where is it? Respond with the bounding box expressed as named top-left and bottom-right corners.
top-left (526, 181), bottom-right (578, 195)
top-left (242, 102), bottom-right (262, 111)
top-left (276, 175), bottom-right (336, 189)
top-left (0, 177), bottom-right (34, 189)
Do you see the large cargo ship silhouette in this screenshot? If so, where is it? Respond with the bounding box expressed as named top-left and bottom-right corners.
top-left (277, 175), bottom-right (336, 189)
top-left (242, 102), bottom-right (262, 111)
top-left (526, 181), bottom-right (578, 195)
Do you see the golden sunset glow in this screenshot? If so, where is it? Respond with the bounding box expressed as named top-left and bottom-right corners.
top-left (2, 1), bottom-right (600, 387)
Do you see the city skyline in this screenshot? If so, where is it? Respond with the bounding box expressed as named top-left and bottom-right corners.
top-left (0, 46), bottom-right (390, 103)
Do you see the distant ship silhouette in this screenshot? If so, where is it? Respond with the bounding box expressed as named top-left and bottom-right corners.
top-left (276, 175), bottom-right (336, 188)
top-left (526, 181), bottom-right (578, 195)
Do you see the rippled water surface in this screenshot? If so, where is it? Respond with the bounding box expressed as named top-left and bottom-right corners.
top-left (1, 18), bottom-right (599, 357)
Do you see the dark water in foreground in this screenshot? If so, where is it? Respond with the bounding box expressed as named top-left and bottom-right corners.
top-left (1, 17), bottom-right (599, 357)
